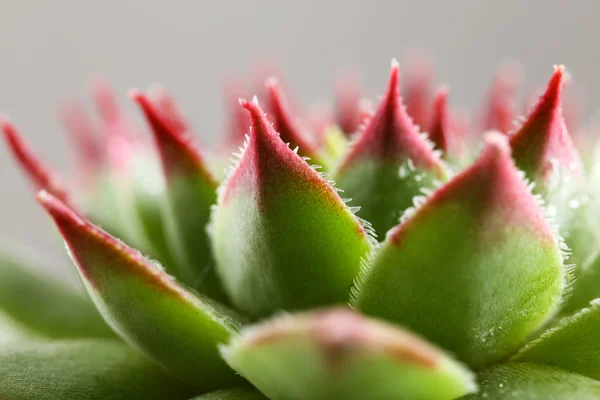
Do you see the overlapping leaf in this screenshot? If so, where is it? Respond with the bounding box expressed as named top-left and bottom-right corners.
top-left (222, 308), bottom-right (476, 400)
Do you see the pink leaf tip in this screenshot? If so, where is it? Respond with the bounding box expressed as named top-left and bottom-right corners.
top-left (403, 55), bottom-right (434, 130)
top-left (338, 60), bottom-right (445, 176)
top-left (1, 119), bottom-right (73, 206)
top-left (390, 131), bottom-right (553, 245)
top-left (264, 77), bottom-right (320, 158)
top-left (509, 65), bottom-right (582, 185)
top-left (334, 70), bottom-right (362, 136)
top-left (220, 76), bottom-right (252, 150)
top-left (479, 62), bottom-right (522, 134)
top-left (131, 90), bottom-right (215, 184)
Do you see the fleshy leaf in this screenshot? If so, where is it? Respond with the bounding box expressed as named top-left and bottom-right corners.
top-left (561, 235), bottom-right (600, 315)
top-left (190, 387), bottom-right (268, 400)
top-left (403, 55), bottom-right (433, 130)
top-left (220, 77), bottom-right (252, 152)
top-left (265, 77), bottom-right (328, 168)
top-left (334, 71), bottom-right (362, 137)
top-left (0, 339), bottom-right (197, 400)
top-left (334, 60), bottom-right (449, 236)
top-left (428, 86), bottom-right (465, 163)
top-left (0, 247), bottom-right (113, 339)
top-left (58, 101), bottom-right (103, 190)
top-left (461, 363), bottom-right (600, 399)
top-left (354, 133), bottom-right (565, 367)
top-left (509, 65), bottom-right (582, 188)
top-left (211, 97), bottom-right (372, 317)
top-left (132, 91), bottom-right (227, 302)
top-left (512, 300), bottom-right (600, 380)
top-left (37, 192), bottom-right (243, 389)
top-left (1, 118), bottom-right (73, 207)
top-left (222, 308), bottom-right (477, 400)
top-left (478, 62), bottom-right (521, 134)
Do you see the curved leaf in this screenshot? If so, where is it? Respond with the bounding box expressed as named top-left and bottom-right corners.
top-left (222, 308), bottom-right (476, 400)
top-left (190, 387), bottom-right (267, 400)
top-left (354, 133), bottom-right (565, 367)
top-left (211, 97), bottom-right (372, 317)
top-left (461, 363), bottom-right (600, 399)
top-left (132, 91), bottom-right (227, 302)
top-left (509, 65), bottom-right (582, 191)
top-left (0, 339), bottom-right (197, 400)
top-left (513, 300), bottom-right (600, 380)
top-left (0, 248), bottom-right (113, 339)
top-left (334, 60), bottom-right (448, 236)
top-left (38, 191), bottom-right (244, 390)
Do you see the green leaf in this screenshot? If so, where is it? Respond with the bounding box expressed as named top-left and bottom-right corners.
top-left (353, 133), bottom-right (566, 367)
top-left (509, 65), bottom-right (582, 191)
top-left (334, 60), bottom-right (448, 236)
top-left (561, 246), bottom-right (600, 315)
top-left (222, 308), bottom-right (476, 400)
top-left (0, 247), bottom-right (113, 339)
top-left (38, 191), bottom-right (244, 390)
top-left (211, 98), bottom-right (372, 317)
top-left (460, 363), bottom-right (600, 399)
top-left (512, 300), bottom-right (600, 380)
top-left (0, 339), bottom-right (198, 400)
top-left (132, 91), bottom-right (227, 302)
top-left (190, 387), bottom-right (268, 400)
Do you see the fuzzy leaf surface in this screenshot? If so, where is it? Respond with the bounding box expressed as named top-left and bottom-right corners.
top-left (133, 92), bottom-right (227, 301)
top-left (354, 134), bottom-right (565, 367)
top-left (38, 192), bottom-right (244, 390)
top-left (0, 339), bottom-right (197, 400)
top-left (212, 98), bottom-right (372, 317)
top-left (513, 300), bottom-right (600, 380)
top-left (222, 308), bottom-right (476, 400)
top-left (461, 363), bottom-right (600, 399)
top-left (334, 61), bottom-right (448, 236)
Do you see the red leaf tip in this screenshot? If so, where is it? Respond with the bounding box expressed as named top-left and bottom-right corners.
top-left (264, 77), bottom-right (319, 157)
top-left (481, 131), bottom-right (512, 161)
top-left (1, 119), bottom-right (72, 205)
top-left (509, 65), bottom-right (581, 183)
top-left (480, 62), bottom-right (523, 134)
top-left (90, 78), bottom-right (122, 123)
top-left (132, 90), bottom-right (214, 183)
top-left (334, 70), bottom-right (362, 136)
top-left (338, 62), bottom-right (445, 176)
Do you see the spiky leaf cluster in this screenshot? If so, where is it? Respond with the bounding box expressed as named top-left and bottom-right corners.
top-left (2, 60), bottom-right (600, 399)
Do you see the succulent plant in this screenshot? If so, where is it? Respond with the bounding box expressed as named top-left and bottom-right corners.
top-left (3, 57), bottom-right (600, 400)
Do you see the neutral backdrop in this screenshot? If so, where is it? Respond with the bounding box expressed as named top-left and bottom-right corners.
top-left (1, 0), bottom-right (598, 279)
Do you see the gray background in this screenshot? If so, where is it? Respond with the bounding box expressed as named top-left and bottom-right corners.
top-left (1, 0), bottom-right (598, 278)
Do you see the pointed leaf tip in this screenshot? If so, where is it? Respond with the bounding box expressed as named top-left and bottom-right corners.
top-left (213, 99), bottom-right (371, 317)
top-left (428, 86), bottom-right (450, 152)
top-left (37, 191), bottom-right (243, 389)
top-left (223, 308), bottom-right (476, 400)
top-left (480, 62), bottom-right (522, 134)
top-left (133, 90), bottom-right (226, 301)
top-left (403, 55), bottom-right (434, 130)
top-left (354, 132), bottom-right (565, 367)
top-left (334, 70), bottom-right (362, 136)
top-left (58, 101), bottom-right (103, 174)
top-left (338, 61), bottom-right (443, 170)
top-left (334, 62), bottom-right (447, 235)
top-left (147, 85), bottom-right (190, 134)
top-left (131, 90), bottom-right (216, 183)
top-left (263, 77), bottom-right (324, 164)
top-left (2, 119), bottom-right (72, 206)
top-left (509, 65), bottom-right (581, 186)
top-left (90, 77), bottom-right (122, 123)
